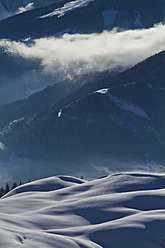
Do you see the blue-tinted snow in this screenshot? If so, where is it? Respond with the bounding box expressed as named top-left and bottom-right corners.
top-left (0, 173), bottom-right (165, 247)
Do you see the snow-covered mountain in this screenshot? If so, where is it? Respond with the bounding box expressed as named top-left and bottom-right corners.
top-left (0, 51), bottom-right (165, 178)
top-left (0, 2), bottom-right (165, 246)
top-left (1, 172), bottom-right (165, 248)
top-left (0, 0), bottom-right (62, 19)
top-left (0, 0), bottom-right (165, 39)
top-left (0, 0), bottom-right (165, 190)
top-left (0, 0), bottom-right (165, 105)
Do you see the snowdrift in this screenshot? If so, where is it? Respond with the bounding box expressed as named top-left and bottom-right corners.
top-left (0, 172), bottom-right (165, 248)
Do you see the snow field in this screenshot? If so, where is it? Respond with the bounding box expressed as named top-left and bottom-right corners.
top-left (40, 0), bottom-right (94, 18)
top-left (0, 173), bottom-right (165, 247)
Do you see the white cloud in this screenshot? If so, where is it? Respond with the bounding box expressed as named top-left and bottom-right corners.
top-left (0, 23), bottom-right (165, 95)
top-left (17, 3), bottom-right (34, 14)
top-left (91, 160), bottom-right (165, 179)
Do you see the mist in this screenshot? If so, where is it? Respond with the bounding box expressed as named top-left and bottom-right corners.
top-left (1, 157), bottom-right (165, 186)
top-left (1, 23), bottom-right (165, 104)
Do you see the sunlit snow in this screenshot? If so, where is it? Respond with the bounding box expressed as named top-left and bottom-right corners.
top-left (17, 3), bottom-right (34, 14)
top-left (0, 173), bottom-right (165, 247)
top-left (96, 88), bottom-right (109, 94)
top-left (40, 0), bottom-right (94, 18)
top-left (0, 142), bottom-right (5, 150)
top-left (0, 117), bottom-right (24, 136)
top-left (58, 109), bottom-right (62, 118)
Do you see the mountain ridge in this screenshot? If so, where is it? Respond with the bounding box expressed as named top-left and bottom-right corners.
top-left (0, 51), bottom-right (165, 170)
top-left (0, 0), bottom-right (165, 40)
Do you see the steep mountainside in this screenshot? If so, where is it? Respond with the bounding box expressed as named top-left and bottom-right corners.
top-left (0, 0), bottom-right (165, 39)
top-left (0, 0), bottom-right (165, 105)
top-left (0, 52), bottom-right (165, 169)
top-left (0, 0), bottom-right (63, 18)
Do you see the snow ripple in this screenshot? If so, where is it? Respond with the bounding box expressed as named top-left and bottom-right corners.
top-left (0, 173), bottom-right (165, 247)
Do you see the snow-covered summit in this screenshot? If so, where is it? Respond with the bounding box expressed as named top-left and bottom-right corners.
top-left (3, 175), bottom-right (85, 198)
top-left (40, 0), bottom-right (94, 18)
top-left (0, 172), bottom-right (165, 247)
top-left (0, 0), bottom-right (62, 17)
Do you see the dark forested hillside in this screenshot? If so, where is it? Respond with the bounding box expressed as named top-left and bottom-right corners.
top-left (0, 51), bottom-right (165, 167)
top-left (0, 0), bottom-right (165, 40)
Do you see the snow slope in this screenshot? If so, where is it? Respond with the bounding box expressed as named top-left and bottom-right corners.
top-left (40, 0), bottom-right (94, 18)
top-left (1, 173), bottom-right (165, 248)
top-left (0, 0), bottom-right (64, 18)
top-left (96, 89), bottom-right (149, 119)
top-left (0, 1), bottom-right (10, 19)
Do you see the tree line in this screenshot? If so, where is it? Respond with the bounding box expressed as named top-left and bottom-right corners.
top-left (0, 179), bottom-right (31, 198)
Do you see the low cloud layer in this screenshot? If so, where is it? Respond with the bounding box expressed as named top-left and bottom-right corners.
top-left (1, 157), bottom-right (165, 186)
top-left (1, 23), bottom-right (165, 75)
top-left (0, 23), bottom-right (165, 103)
